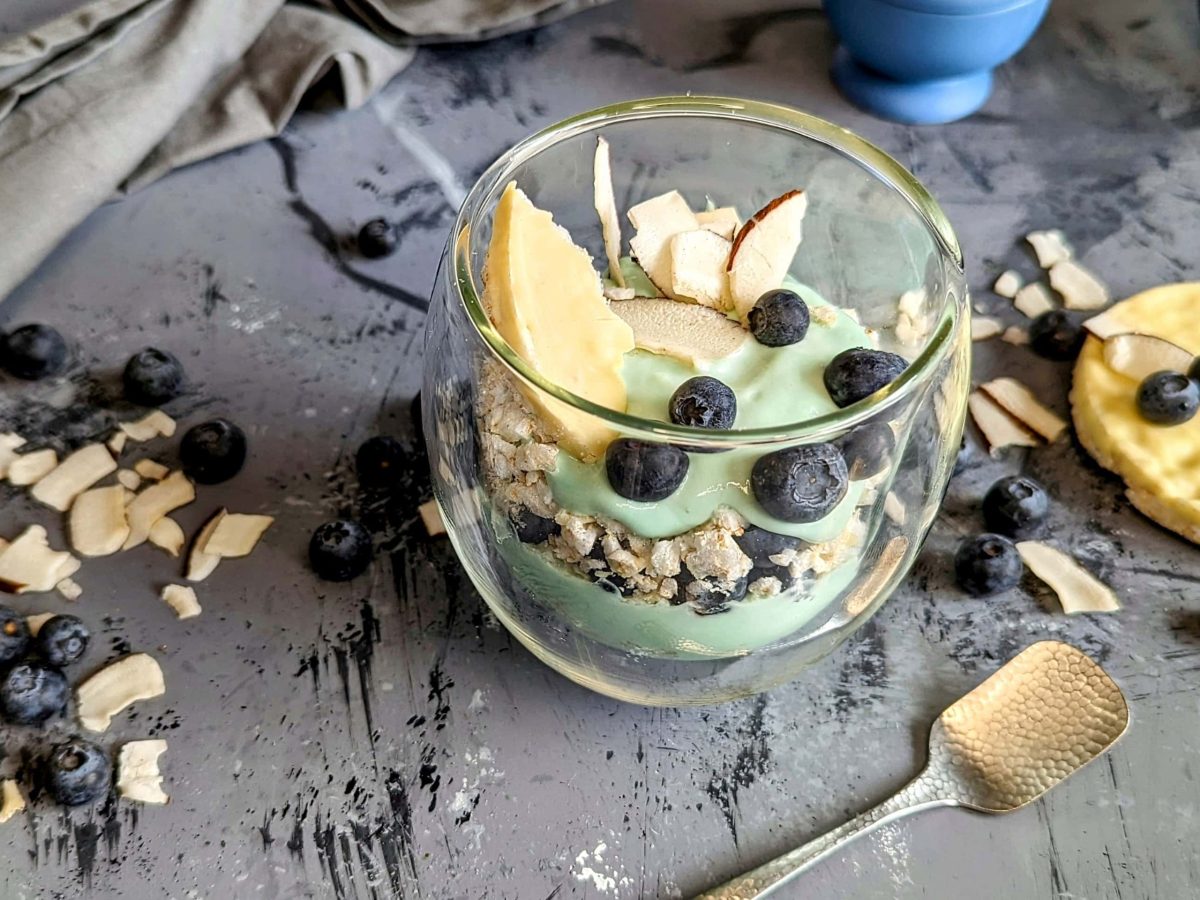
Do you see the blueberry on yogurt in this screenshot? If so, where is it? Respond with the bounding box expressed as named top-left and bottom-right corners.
top-left (735, 526), bottom-right (798, 568)
top-left (605, 439), bottom-right (689, 502)
top-left (834, 421), bottom-right (895, 481)
top-left (823, 348), bottom-right (908, 408)
top-left (669, 376), bottom-right (736, 430)
top-left (748, 289), bottom-right (810, 347)
top-left (751, 443), bottom-right (848, 524)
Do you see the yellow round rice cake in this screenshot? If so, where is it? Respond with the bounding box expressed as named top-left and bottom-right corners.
top-left (1071, 283), bottom-right (1200, 544)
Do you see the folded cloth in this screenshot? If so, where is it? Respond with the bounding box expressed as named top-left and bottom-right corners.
top-left (0, 0), bottom-right (606, 303)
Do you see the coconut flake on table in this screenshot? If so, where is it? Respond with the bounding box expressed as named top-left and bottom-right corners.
top-left (1049, 258), bottom-right (1109, 310)
top-left (1025, 230), bottom-right (1073, 268)
top-left (1013, 282), bottom-right (1055, 318)
top-left (133, 458), bottom-right (169, 481)
top-left (119, 410), bottom-right (176, 442)
top-left (6, 448), bottom-right (57, 486)
top-left (1001, 326), bottom-right (1029, 345)
top-left (968, 391), bottom-right (1041, 455)
top-left (971, 317), bottom-right (1004, 341)
top-left (0, 525), bottom-right (80, 594)
top-left (0, 433), bottom-right (26, 480)
top-left (161, 584), bottom-right (201, 619)
top-left (979, 377), bottom-right (1069, 442)
top-left (993, 270), bottom-right (1023, 298)
top-left (1016, 541), bottom-right (1120, 614)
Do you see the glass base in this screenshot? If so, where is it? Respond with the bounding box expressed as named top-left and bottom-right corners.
top-left (831, 46), bottom-right (993, 125)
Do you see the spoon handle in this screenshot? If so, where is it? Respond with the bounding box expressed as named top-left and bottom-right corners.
top-left (695, 777), bottom-right (952, 900)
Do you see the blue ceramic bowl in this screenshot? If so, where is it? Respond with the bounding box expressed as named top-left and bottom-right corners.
top-left (825, 0), bottom-right (1051, 123)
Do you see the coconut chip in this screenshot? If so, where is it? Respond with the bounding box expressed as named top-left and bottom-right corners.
top-left (1013, 282), bottom-right (1055, 318)
top-left (123, 471), bottom-right (195, 550)
top-left (0, 525), bottom-right (80, 594)
top-left (76, 653), bottom-right (166, 732)
top-left (592, 137), bottom-right (624, 287)
top-left (627, 190), bottom-right (699, 298)
top-left (0, 780), bottom-right (25, 824)
top-left (133, 459), bottom-right (169, 481)
top-left (968, 391), bottom-right (1040, 456)
top-left (1049, 258), bottom-right (1109, 310)
top-left (56, 578), bottom-right (83, 601)
top-left (6, 448), bottom-right (58, 486)
top-left (1082, 307), bottom-right (1126, 340)
top-left (25, 612), bottom-right (56, 635)
top-left (0, 434), bottom-right (26, 480)
top-left (971, 317), bottom-right (1004, 341)
top-left (993, 270), bottom-right (1022, 298)
top-left (670, 229), bottom-right (732, 310)
top-left (186, 509), bottom-right (227, 582)
top-left (1103, 333), bottom-right (1193, 382)
top-left (695, 206), bottom-right (740, 241)
top-left (419, 500), bottom-right (446, 536)
top-left (612, 298), bottom-right (747, 365)
top-left (1016, 541), bottom-right (1120, 614)
top-left (119, 411), bottom-right (176, 442)
top-left (69, 485), bottom-right (130, 557)
top-left (148, 517), bottom-right (185, 557)
top-left (117, 740), bottom-right (169, 805)
top-left (1026, 230), bottom-right (1073, 268)
top-left (726, 189), bottom-right (808, 319)
top-left (106, 432), bottom-right (127, 455)
top-left (979, 377), bottom-right (1069, 442)
top-left (160, 584), bottom-right (201, 619)
top-left (116, 469), bottom-right (142, 491)
top-left (200, 513), bottom-right (273, 558)
top-left (1001, 326), bottom-right (1029, 346)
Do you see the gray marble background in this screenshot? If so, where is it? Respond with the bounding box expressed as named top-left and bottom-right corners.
top-left (0, 1), bottom-right (1198, 898)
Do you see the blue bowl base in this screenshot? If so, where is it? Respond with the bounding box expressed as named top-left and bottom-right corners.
top-left (831, 46), bottom-right (993, 125)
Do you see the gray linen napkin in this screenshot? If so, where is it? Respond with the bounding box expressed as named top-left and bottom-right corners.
top-left (0, 0), bottom-right (604, 303)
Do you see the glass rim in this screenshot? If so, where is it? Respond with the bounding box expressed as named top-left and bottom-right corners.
top-left (450, 95), bottom-right (965, 448)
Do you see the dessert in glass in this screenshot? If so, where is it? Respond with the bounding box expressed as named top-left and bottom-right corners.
top-left (423, 97), bottom-right (969, 705)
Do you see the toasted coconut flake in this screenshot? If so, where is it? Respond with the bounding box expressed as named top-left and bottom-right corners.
top-left (56, 577), bottom-right (83, 601)
top-left (592, 137), bottom-right (624, 287)
top-left (979, 378), bottom-right (1068, 442)
top-left (971, 317), bottom-right (1004, 341)
top-left (0, 780), bottom-right (25, 823)
top-left (76, 653), bottom-right (166, 732)
top-left (1103, 333), bottom-right (1193, 382)
top-left (419, 500), bottom-right (446, 536)
top-left (30, 444), bottom-right (117, 511)
top-left (726, 189), bottom-right (808, 319)
top-left (117, 740), bottom-right (169, 805)
top-left (1025, 230), bottom-right (1073, 268)
top-left (122, 471), bottom-right (195, 550)
top-left (160, 584), bottom-right (201, 619)
top-left (1050, 258), bottom-right (1109, 310)
top-left (669, 229), bottom-right (732, 309)
top-left (0, 433), bottom-right (26, 479)
top-left (120, 411), bottom-right (176, 442)
top-left (612, 298), bottom-right (748, 366)
top-left (116, 469), bottom-right (141, 491)
top-left (1013, 282), bottom-right (1055, 318)
top-left (106, 432), bottom-right (127, 455)
top-left (200, 513), bottom-right (273, 558)
top-left (133, 459), bottom-right (169, 481)
top-left (1082, 307), bottom-right (1126, 340)
top-left (25, 612), bottom-right (56, 635)
top-left (993, 270), bottom-right (1022, 298)
top-left (968, 391), bottom-right (1041, 456)
top-left (627, 190), bottom-right (699, 298)
top-left (7, 448), bottom-right (58, 486)
top-left (186, 509), bottom-right (227, 582)
top-left (148, 517), bottom-right (185, 557)
top-left (69, 485), bottom-right (130, 557)
top-left (1001, 326), bottom-right (1029, 345)
top-left (695, 206), bottom-right (740, 241)
top-left (0, 526), bottom-right (79, 594)
top-left (1016, 541), bottom-right (1120, 614)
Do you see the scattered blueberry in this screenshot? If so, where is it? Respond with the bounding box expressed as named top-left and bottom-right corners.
top-left (35, 615), bottom-right (90, 667)
top-left (748, 289), bottom-right (810, 347)
top-left (751, 443), bottom-right (849, 523)
top-left (309, 519), bottom-right (373, 581)
top-left (735, 526), bottom-right (798, 568)
top-left (0, 324), bottom-right (67, 380)
top-left (983, 475), bottom-right (1049, 538)
top-left (180, 418), bottom-right (247, 484)
top-left (823, 348), bottom-right (908, 408)
top-left (357, 436), bottom-right (406, 488)
top-left (605, 439), bottom-right (689, 502)
top-left (509, 505), bottom-right (560, 544)
top-left (1028, 310), bottom-right (1085, 361)
top-left (0, 662), bottom-right (68, 725)
top-left (1137, 371), bottom-right (1200, 425)
top-left (690, 577), bottom-right (749, 615)
top-left (669, 376), bottom-right (736, 431)
top-left (0, 606), bottom-right (30, 666)
top-left (44, 738), bottom-right (111, 807)
top-left (357, 218), bottom-right (398, 259)
top-left (834, 421), bottom-right (895, 480)
top-left (954, 534), bottom-right (1023, 596)
top-left (122, 347), bottom-right (185, 406)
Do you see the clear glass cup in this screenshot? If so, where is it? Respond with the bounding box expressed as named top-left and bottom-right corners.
top-left (423, 97), bottom-right (969, 706)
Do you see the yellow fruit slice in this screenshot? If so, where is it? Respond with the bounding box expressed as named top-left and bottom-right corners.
top-left (483, 182), bottom-right (634, 460)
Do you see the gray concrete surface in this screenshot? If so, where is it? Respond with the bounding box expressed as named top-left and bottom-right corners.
top-left (1, 1), bottom-right (1198, 897)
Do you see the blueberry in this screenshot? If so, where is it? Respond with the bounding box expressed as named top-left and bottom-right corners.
top-left (35, 615), bottom-right (90, 667)
top-left (595, 571), bottom-right (635, 597)
top-left (1028, 310), bottom-right (1084, 361)
top-left (669, 565), bottom-right (696, 605)
top-left (753, 563), bottom-right (797, 591)
top-left (44, 738), bottom-right (111, 807)
top-left (983, 475), bottom-right (1049, 538)
top-left (954, 534), bottom-right (1022, 596)
top-left (356, 436), bottom-right (406, 488)
top-left (1137, 371), bottom-right (1200, 425)
top-left (751, 443), bottom-right (849, 523)
top-left (690, 577), bottom-right (748, 615)
top-left (823, 348), bottom-right (908, 408)
top-left (748, 289), bottom-right (810, 347)
top-left (669, 376), bottom-right (736, 430)
top-left (735, 526), bottom-right (798, 568)
top-left (0, 606), bottom-right (30, 666)
top-left (1189, 357), bottom-right (1200, 383)
top-left (309, 519), bottom-right (373, 581)
top-left (1, 324), bottom-right (67, 380)
top-left (508, 506), bottom-right (560, 544)
top-left (357, 218), bottom-right (397, 259)
top-left (0, 662), bottom-right (68, 725)
top-left (122, 347), bottom-right (185, 406)
top-left (834, 421), bottom-right (895, 480)
top-left (605, 439), bottom-right (689, 502)
top-left (180, 418), bottom-right (247, 484)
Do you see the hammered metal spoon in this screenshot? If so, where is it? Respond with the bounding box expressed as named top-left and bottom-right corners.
top-left (698, 641), bottom-right (1129, 899)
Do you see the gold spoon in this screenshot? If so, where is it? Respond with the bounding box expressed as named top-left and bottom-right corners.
top-left (697, 641), bottom-right (1129, 899)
